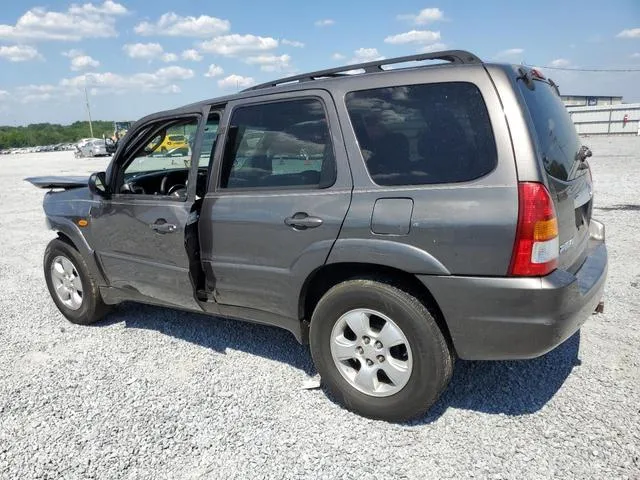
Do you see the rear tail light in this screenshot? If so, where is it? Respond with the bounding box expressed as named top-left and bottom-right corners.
top-left (509, 182), bottom-right (559, 276)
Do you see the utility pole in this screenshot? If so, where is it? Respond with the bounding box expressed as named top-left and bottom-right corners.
top-left (84, 87), bottom-right (94, 138)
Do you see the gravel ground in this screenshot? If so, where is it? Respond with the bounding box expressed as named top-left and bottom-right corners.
top-left (1, 136), bottom-right (639, 479)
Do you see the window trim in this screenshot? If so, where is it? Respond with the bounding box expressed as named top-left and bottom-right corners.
top-left (195, 109), bottom-right (224, 198)
top-left (214, 95), bottom-right (337, 193)
top-left (110, 113), bottom-right (202, 202)
top-left (343, 80), bottom-right (499, 188)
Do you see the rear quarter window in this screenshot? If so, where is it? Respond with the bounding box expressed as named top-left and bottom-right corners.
top-left (345, 82), bottom-right (497, 186)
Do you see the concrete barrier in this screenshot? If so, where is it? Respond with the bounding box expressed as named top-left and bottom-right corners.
top-left (567, 103), bottom-right (640, 135)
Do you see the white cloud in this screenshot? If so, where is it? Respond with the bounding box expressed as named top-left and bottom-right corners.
top-left (245, 54), bottom-right (291, 72)
top-left (315, 19), bottom-right (335, 27)
top-left (550, 58), bottom-right (571, 68)
top-left (495, 48), bottom-right (524, 58)
top-left (616, 28), bottom-right (640, 39)
top-left (62, 49), bottom-right (100, 70)
top-left (397, 8), bottom-right (444, 25)
top-left (631, 52), bottom-right (640, 59)
top-left (71, 55), bottom-right (100, 70)
top-left (217, 74), bottom-right (255, 89)
top-left (384, 30), bottom-right (441, 45)
top-left (59, 66), bottom-right (194, 95)
top-left (16, 84), bottom-right (62, 103)
top-left (0, 2), bottom-right (127, 42)
top-left (0, 44), bottom-right (41, 62)
top-left (62, 49), bottom-right (82, 58)
top-left (161, 84), bottom-right (181, 94)
top-left (351, 48), bottom-right (384, 63)
top-left (162, 52), bottom-right (178, 63)
top-left (15, 65), bottom-right (195, 104)
top-left (134, 12), bottom-right (230, 37)
top-left (332, 53), bottom-right (345, 60)
top-left (282, 39), bottom-right (304, 48)
top-left (69, 1), bottom-right (127, 16)
top-left (182, 49), bottom-right (203, 61)
top-left (123, 42), bottom-right (164, 60)
top-left (204, 64), bottom-right (224, 77)
top-left (0, 90), bottom-right (9, 101)
top-left (419, 42), bottom-right (448, 53)
top-left (199, 34), bottom-right (278, 56)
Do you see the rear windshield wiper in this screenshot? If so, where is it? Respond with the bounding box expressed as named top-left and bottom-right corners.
top-left (577, 145), bottom-right (592, 170)
top-left (548, 78), bottom-right (561, 96)
top-left (577, 145), bottom-right (592, 162)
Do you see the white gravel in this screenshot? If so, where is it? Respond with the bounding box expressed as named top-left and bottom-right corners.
top-left (1, 137), bottom-right (639, 479)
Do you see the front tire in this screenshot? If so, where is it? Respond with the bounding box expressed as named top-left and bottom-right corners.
top-left (310, 279), bottom-right (452, 422)
top-left (44, 238), bottom-right (111, 325)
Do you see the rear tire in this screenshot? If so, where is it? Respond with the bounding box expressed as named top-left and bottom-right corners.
top-left (310, 278), bottom-right (452, 422)
top-left (44, 238), bottom-right (111, 325)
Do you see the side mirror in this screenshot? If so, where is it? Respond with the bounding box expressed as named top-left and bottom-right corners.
top-left (88, 171), bottom-right (109, 197)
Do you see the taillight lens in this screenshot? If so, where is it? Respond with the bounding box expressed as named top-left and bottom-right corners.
top-left (509, 182), bottom-right (559, 276)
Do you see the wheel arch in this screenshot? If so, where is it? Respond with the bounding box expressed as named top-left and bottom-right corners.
top-left (47, 216), bottom-right (108, 286)
top-left (299, 262), bottom-right (454, 352)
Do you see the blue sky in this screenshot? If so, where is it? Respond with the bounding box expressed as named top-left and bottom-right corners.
top-left (0, 0), bottom-right (639, 125)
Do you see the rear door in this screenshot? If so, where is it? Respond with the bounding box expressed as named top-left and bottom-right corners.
top-left (199, 90), bottom-right (352, 320)
top-left (517, 76), bottom-right (593, 272)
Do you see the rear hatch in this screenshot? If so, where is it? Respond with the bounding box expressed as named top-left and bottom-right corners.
top-left (516, 70), bottom-right (593, 273)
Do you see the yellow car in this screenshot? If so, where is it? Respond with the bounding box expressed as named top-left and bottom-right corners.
top-left (156, 134), bottom-right (188, 153)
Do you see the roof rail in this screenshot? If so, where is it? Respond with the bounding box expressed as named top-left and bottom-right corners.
top-left (244, 50), bottom-right (482, 92)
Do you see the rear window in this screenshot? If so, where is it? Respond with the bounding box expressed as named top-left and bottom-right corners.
top-left (345, 82), bottom-right (497, 186)
top-left (518, 80), bottom-right (582, 181)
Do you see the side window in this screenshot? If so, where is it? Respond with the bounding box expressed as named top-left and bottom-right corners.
top-left (117, 117), bottom-right (199, 196)
top-left (219, 98), bottom-right (335, 189)
top-left (345, 82), bottom-right (497, 186)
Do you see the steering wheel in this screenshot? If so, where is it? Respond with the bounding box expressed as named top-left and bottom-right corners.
top-left (121, 182), bottom-right (145, 194)
top-left (159, 174), bottom-right (172, 195)
top-left (167, 184), bottom-right (186, 197)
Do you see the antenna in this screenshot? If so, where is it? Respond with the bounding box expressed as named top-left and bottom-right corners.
top-left (84, 87), bottom-right (94, 138)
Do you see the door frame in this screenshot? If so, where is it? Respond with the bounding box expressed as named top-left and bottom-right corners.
top-left (90, 105), bottom-right (212, 309)
top-left (198, 89), bottom-right (353, 320)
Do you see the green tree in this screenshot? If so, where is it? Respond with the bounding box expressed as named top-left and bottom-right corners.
top-left (0, 121), bottom-right (117, 149)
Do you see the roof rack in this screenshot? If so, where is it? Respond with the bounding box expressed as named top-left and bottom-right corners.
top-left (244, 50), bottom-right (482, 92)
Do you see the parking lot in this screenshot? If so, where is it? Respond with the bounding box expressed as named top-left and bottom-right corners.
top-left (0, 136), bottom-right (638, 479)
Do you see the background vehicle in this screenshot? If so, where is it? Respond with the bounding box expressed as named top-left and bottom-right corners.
top-left (74, 138), bottom-right (109, 158)
top-left (156, 134), bottom-right (188, 154)
top-left (27, 50), bottom-right (607, 422)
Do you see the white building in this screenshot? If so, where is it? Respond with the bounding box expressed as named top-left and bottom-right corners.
top-left (561, 95), bottom-right (623, 107)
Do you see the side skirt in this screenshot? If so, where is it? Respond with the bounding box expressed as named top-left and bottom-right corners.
top-left (99, 286), bottom-right (307, 343)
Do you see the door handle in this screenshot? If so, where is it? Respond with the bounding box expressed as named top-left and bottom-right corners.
top-left (150, 220), bottom-right (177, 234)
top-left (284, 213), bottom-right (323, 230)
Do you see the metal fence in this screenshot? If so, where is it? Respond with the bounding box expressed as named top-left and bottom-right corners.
top-left (567, 103), bottom-right (640, 135)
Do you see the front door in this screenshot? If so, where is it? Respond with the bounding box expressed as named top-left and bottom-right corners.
top-left (199, 91), bottom-right (352, 320)
top-left (89, 112), bottom-right (215, 310)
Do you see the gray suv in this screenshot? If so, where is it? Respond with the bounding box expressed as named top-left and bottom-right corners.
top-left (28, 50), bottom-right (607, 421)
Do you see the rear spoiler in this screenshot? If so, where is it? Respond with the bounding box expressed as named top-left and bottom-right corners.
top-left (25, 176), bottom-right (88, 190)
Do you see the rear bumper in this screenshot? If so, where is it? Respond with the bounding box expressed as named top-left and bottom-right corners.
top-left (419, 220), bottom-right (608, 360)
